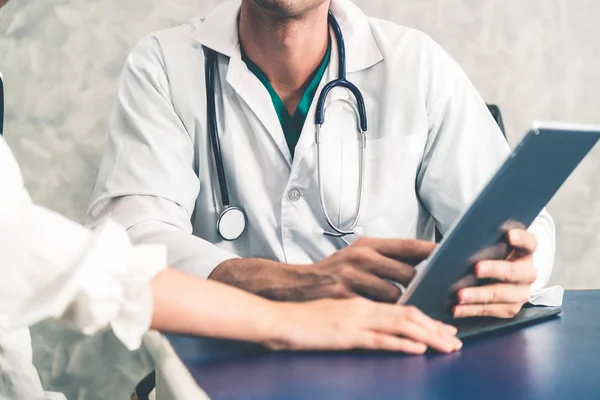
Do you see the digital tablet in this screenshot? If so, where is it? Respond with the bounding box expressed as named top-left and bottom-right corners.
top-left (398, 122), bottom-right (600, 336)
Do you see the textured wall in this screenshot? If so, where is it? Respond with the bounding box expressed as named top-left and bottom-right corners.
top-left (1, 0), bottom-right (599, 398)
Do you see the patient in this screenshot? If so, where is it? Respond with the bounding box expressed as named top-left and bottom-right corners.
top-left (0, 72), bottom-right (459, 399)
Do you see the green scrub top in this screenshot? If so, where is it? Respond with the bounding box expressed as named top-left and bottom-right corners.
top-left (241, 42), bottom-right (331, 158)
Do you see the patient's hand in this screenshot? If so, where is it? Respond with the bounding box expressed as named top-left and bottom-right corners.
top-left (266, 298), bottom-right (462, 354)
top-left (453, 229), bottom-right (538, 319)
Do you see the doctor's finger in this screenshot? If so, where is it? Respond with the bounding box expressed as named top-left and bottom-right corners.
top-left (475, 260), bottom-right (538, 284)
top-left (453, 303), bottom-right (523, 319)
top-left (508, 229), bottom-right (537, 254)
top-left (345, 269), bottom-right (402, 303)
top-left (361, 238), bottom-right (436, 264)
top-left (457, 283), bottom-right (530, 305)
top-left (359, 253), bottom-right (417, 286)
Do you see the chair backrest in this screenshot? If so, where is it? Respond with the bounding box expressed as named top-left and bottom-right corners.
top-left (434, 104), bottom-right (506, 242)
top-left (487, 104), bottom-right (506, 138)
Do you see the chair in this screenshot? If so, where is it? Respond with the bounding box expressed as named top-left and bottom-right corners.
top-left (434, 104), bottom-right (506, 242)
top-left (487, 104), bottom-right (506, 137)
top-left (131, 373), bottom-right (155, 400)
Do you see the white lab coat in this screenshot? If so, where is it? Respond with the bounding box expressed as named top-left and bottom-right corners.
top-left (87, 0), bottom-right (555, 291)
top-left (0, 133), bottom-right (166, 398)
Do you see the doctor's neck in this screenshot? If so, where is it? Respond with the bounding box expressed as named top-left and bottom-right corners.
top-left (239, 0), bottom-right (331, 115)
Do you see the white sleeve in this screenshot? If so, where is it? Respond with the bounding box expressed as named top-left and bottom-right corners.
top-left (0, 137), bottom-right (166, 351)
top-left (415, 37), bottom-right (556, 293)
top-left (85, 36), bottom-right (238, 278)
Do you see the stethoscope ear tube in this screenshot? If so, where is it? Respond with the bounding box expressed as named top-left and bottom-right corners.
top-left (314, 12), bottom-right (368, 132)
top-left (315, 80), bottom-right (368, 132)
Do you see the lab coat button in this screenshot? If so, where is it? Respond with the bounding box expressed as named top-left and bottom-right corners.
top-left (287, 189), bottom-right (302, 202)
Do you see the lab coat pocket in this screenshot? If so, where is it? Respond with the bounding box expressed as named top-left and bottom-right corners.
top-left (338, 134), bottom-right (425, 233)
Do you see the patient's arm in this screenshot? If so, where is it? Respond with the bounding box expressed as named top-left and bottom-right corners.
top-left (149, 267), bottom-right (462, 353)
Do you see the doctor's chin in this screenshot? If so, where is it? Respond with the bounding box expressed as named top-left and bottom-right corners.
top-left (1, 0), bottom-right (599, 399)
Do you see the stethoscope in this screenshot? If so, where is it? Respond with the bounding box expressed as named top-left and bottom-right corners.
top-left (204, 12), bottom-right (367, 242)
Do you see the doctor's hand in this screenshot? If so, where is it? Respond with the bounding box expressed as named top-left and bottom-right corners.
top-left (210, 237), bottom-right (435, 303)
top-left (300, 237), bottom-right (435, 302)
top-left (268, 298), bottom-right (462, 354)
top-left (453, 229), bottom-right (538, 319)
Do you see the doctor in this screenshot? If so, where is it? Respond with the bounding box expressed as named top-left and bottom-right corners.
top-left (88, 0), bottom-right (555, 317)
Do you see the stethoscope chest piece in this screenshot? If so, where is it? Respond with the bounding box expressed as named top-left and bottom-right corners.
top-left (217, 206), bottom-right (247, 241)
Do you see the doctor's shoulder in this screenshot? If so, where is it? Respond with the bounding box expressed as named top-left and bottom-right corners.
top-left (366, 16), bottom-right (473, 108)
top-left (120, 19), bottom-right (206, 75)
top-left (367, 16), bottom-right (464, 69)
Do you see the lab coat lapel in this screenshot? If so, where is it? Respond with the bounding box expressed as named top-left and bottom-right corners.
top-left (192, 0), bottom-right (293, 167)
top-left (330, 0), bottom-right (384, 73)
top-left (225, 57), bottom-right (293, 167)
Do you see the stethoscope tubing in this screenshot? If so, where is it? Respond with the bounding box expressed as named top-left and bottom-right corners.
top-left (205, 11), bottom-right (368, 241)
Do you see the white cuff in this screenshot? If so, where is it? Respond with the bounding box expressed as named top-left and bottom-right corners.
top-left (529, 286), bottom-right (564, 307)
top-left (67, 220), bottom-right (167, 350)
